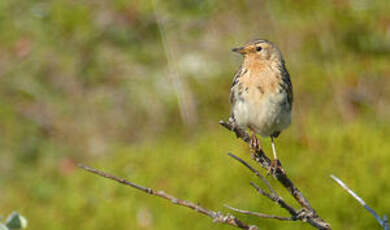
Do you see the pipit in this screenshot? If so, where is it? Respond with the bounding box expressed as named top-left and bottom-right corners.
top-left (230, 39), bottom-right (293, 173)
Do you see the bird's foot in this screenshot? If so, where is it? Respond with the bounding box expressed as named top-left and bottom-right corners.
top-left (250, 133), bottom-right (261, 152)
top-left (266, 158), bottom-right (281, 175)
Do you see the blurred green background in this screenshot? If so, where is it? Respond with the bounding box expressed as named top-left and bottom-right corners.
top-left (1, 0), bottom-right (390, 229)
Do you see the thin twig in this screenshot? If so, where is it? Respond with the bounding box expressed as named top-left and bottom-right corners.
top-left (78, 164), bottom-right (258, 230)
top-left (224, 205), bottom-right (294, 221)
top-left (220, 119), bottom-right (331, 230)
top-left (220, 120), bottom-right (311, 209)
top-left (228, 152), bottom-right (300, 219)
top-left (330, 174), bottom-right (389, 230)
top-left (228, 152), bottom-right (275, 195)
top-left (250, 182), bottom-right (298, 217)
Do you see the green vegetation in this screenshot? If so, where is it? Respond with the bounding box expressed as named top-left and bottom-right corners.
top-left (1, 0), bottom-right (389, 229)
top-left (0, 212), bottom-right (27, 230)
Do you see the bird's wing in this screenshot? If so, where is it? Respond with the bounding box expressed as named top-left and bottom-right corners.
top-left (230, 65), bottom-right (244, 106)
top-left (281, 68), bottom-right (293, 110)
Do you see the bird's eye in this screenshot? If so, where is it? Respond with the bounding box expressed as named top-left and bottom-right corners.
top-left (256, 46), bottom-right (262, 52)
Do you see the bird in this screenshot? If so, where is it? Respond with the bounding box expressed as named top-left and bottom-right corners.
top-left (230, 39), bottom-right (293, 172)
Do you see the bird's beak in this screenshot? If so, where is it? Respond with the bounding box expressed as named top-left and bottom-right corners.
top-left (232, 46), bottom-right (245, 55)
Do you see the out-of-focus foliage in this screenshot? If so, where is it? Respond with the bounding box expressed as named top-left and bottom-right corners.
top-left (0, 212), bottom-right (27, 230)
top-left (0, 0), bottom-right (389, 229)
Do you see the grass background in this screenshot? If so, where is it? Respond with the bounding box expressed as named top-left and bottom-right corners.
top-left (1, 0), bottom-right (390, 229)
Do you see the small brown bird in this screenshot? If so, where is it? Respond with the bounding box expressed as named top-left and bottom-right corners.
top-left (230, 39), bottom-right (293, 171)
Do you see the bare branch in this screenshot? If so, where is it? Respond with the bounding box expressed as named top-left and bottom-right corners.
top-left (220, 120), bottom-right (310, 208)
top-left (250, 182), bottom-right (298, 217)
top-left (80, 118), bottom-right (333, 230)
top-left (78, 164), bottom-right (259, 230)
top-left (219, 118), bottom-right (251, 143)
top-left (220, 119), bottom-right (331, 230)
top-left (228, 152), bottom-right (275, 195)
top-left (330, 174), bottom-right (389, 230)
top-left (224, 205), bottom-right (294, 221)
top-left (227, 152), bottom-right (299, 218)
top-left (330, 174), bottom-right (366, 205)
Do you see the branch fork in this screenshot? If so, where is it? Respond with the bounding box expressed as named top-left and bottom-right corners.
top-left (219, 119), bottom-right (331, 230)
top-left (78, 119), bottom-right (332, 230)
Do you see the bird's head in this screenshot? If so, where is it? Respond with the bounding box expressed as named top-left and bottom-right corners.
top-left (232, 39), bottom-right (283, 65)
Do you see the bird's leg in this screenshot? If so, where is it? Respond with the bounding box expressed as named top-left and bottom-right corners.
top-left (271, 136), bottom-right (278, 159)
top-left (249, 129), bottom-right (261, 152)
top-left (267, 137), bottom-right (281, 175)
